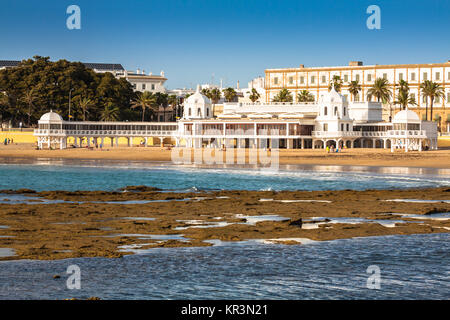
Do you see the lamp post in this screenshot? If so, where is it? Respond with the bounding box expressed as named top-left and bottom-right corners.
top-left (68, 88), bottom-right (74, 121)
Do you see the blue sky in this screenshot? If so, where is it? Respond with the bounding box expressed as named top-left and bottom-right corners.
top-left (1, 0), bottom-right (449, 89)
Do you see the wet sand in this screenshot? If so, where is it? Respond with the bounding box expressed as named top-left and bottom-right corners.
top-left (0, 143), bottom-right (450, 168)
top-left (0, 186), bottom-right (449, 260)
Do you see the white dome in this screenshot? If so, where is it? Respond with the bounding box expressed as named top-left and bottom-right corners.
top-left (393, 109), bottom-right (420, 123)
top-left (39, 110), bottom-right (63, 121)
top-left (186, 85), bottom-right (211, 106)
top-left (319, 86), bottom-right (344, 104)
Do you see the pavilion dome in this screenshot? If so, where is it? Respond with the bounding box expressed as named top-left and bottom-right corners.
top-left (185, 85), bottom-right (211, 106)
top-left (319, 85), bottom-right (344, 104)
top-left (39, 110), bottom-right (63, 121)
top-left (393, 109), bottom-right (420, 123)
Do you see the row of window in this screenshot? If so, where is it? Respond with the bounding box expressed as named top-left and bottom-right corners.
top-left (274, 71), bottom-right (450, 86)
top-left (38, 124), bottom-right (178, 131)
top-left (132, 83), bottom-right (156, 91)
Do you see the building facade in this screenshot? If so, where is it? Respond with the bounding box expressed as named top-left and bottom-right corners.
top-left (265, 61), bottom-right (450, 132)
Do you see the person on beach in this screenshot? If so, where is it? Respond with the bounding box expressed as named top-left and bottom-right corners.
top-left (326, 146), bottom-right (329, 153)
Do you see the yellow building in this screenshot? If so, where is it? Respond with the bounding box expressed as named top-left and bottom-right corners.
top-left (265, 61), bottom-right (450, 132)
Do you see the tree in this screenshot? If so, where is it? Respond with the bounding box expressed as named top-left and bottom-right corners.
top-left (21, 88), bottom-right (38, 126)
top-left (348, 81), bottom-right (361, 101)
top-left (131, 91), bottom-right (156, 122)
top-left (223, 87), bottom-right (237, 102)
top-left (209, 88), bottom-right (221, 117)
top-left (367, 78), bottom-right (392, 103)
top-left (100, 102), bottom-right (120, 121)
top-left (420, 80), bottom-right (444, 121)
top-left (76, 96), bottom-right (94, 121)
top-left (249, 88), bottom-right (260, 103)
top-left (201, 88), bottom-right (211, 99)
top-left (328, 75), bottom-right (343, 92)
top-left (272, 88), bottom-right (293, 102)
top-left (168, 95), bottom-right (179, 121)
top-left (394, 90), bottom-right (416, 110)
top-left (297, 90), bottom-right (315, 102)
top-left (154, 92), bottom-right (169, 122)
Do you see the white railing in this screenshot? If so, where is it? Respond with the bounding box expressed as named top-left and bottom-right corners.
top-left (361, 132), bottom-right (388, 137)
top-left (35, 129), bottom-right (177, 137)
top-left (312, 131), bottom-right (361, 138)
top-left (387, 130), bottom-right (426, 137)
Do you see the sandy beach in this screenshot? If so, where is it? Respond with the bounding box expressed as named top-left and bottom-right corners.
top-left (1, 143), bottom-right (450, 168)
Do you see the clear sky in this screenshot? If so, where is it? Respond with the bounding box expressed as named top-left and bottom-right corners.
top-left (1, 0), bottom-right (449, 89)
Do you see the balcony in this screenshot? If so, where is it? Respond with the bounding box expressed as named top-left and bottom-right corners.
top-left (311, 131), bottom-right (362, 138)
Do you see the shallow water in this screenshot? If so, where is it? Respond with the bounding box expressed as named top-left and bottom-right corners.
top-left (0, 233), bottom-right (448, 300)
top-left (0, 158), bottom-right (449, 191)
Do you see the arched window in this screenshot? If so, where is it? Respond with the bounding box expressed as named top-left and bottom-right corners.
top-left (206, 108), bottom-right (209, 117)
top-left (346, 123), bottom-right (349, 131)
top-left (334, 107), bottom-right (338, 116)
top-left (197, 108), bottom-right (201, 116)
top-left (343, 107), bottom-right (346, 116)
top-left (341, 123), bottom-right (344, 131)
top-left (324, 107), bottom-right (328, 116)
top-left (188, 108), bottom-right (191, 116)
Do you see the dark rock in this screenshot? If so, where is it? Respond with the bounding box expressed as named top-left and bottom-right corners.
top-left (121, 186), bottom-right (161, 192)
top-left (53, 275), bottom-right (61, 279)
top-left (289, 219), bottom-right (302, 227)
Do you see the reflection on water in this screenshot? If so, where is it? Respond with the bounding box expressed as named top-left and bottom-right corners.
top-left (0, 233), bottom-right (448, 299)
top-left (0, 158), bottom-right (449, 192)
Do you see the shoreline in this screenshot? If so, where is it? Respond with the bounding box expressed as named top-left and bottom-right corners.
top-left (0, 187), bottom-right (449, 261)
top-left (1, 144), bottom-right (450, 169)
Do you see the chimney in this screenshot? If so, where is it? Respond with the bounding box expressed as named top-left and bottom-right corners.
top-left (142, 69), bottom-right (145, 75)
top-left (137, 68), bottom-right (140, 74)
top-left (237, 80), bottom-right (240, 90)
top-left (349, 61), bottom-right (363, 66)
top-left (299, 64), bottom-right (305, 68)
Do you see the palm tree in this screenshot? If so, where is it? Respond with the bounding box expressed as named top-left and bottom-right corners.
top-left (420, 80), bottom-right (444, 121)
top-left (328, 75), bottom-right (343, 92)
top-left (249, 88), bottom-right (260, 103)
top-left (394, 90), bottom-right (416, 110)
top-left (21, 88), bottom-right (38, 126)
top-left (131, 91), bottom-right (156, 122)
top-left (398, 79), bottom-right (409, 94)
top-left (297, 90), bottom-right (315, 102)
top-left (154, 92), bottom-right (169, 122)
top-left (201, 88), bottom-right (211, 99)
top-left (100, 102), bottom-right (120, 121)
top-left (367, 78), bottom-right (392, 103)
top-left (209, 88), bottom-right (221, 116)
top-left (76, 96), bottom-right (94, 121)
top-left (272, 88), bottom-right (293, 102)
top-left (348, 81), bottom-right (361, 101)
top-left (168, 95), bottom-right (178, 120)
top-left (223, 87), bottom-right (237, 102)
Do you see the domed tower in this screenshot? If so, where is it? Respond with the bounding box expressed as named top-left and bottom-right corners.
top-left (183, 85), bottom-right (212, 119)
top-left (315, 85), bottom-right (352, 132)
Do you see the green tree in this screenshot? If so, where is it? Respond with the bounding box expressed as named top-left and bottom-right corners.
top-left (420, 80), bottom-right (444, 121)
top-left (249, 88), bottom-right (261, 103)
top-left (75, 96), bottom-right (94, 121)
top-left (367, 78), bottom-right (392, 103)
top-left (394, 90), bottom-right (416, 110)
top-left (272, 88), bottom-right (293, 102)
top-left (348, 81), bottom-right (361, 101)
top-left (297, 90), bottom-right (315, 102)
top-left (223, 87), bottom-right (237, 102)
top-left (328, 75), bottom-right (343, 92)
top-left (21, 88), bottom-right (38, 126)
top-left (131, 91), bottom-right (157, 122)
top-left (100, 102), bottom-right (120, 121)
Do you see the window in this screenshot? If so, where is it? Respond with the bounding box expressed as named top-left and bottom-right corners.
top-left (409, 93), bottom-right (415, 102)
top-left (289, 76), bottom-right (293, 84)
top-left (346, 124), bottom-right (349, 131)
top-left (448, 72), bottom-right (450, 80)
top-left (341, 124), bottom-right (344, 131)
top-left (423, 95), bottom-right (427, 103)
top-left (343, 94), bottom-right (348, 102)
top-left (398, 73), bottom-right (403, 81)
top-left (188, 108), bottom-right (191, 116)
top-left (299, 76), bottom-right (305, 84)
top-left (274, 77), bottom-right (279, 85)
top-left (206, 108), bottom-right (209, 117)
top-left (311, 76), bottom-right (315, 84)
top-left (436, 72), bottom-right (440, 80)
top-left (355, 94), bottom-right (360, 102)
top-left (323, 124), bottom-right (328, 131)
top-left (142, 84), bottom-right (146, 90)
top-left (423, 72), bottom-right (428, 81)
top-left (367, 74), bottom-right (372, 82)
top-left (343, 107), bottom-right (346, 116)
top-left (197, 108), bottom-right (201, 116)
top-left (383, 73), bottom-right (387, 80)
top-left (324, 107), bottom-right (328, 116)
top-left (321, 76), bottom-right (326, 84)
top-left (447, 92), bottom-right (450, 102)
top-left (334, 107), bottom-right (338, 116)
top-left (436, 96), bottom-right (441, 103)
top-left (411, 72), bottom-right (416, 81)
top-left (151, 84), bottom-right (155, 90)
top-left (344, 75), bottom-right (348, 82)
top-left (132, 83), bottom-right (137, 89)
top-left (355, 74), bottom-right (360, 82)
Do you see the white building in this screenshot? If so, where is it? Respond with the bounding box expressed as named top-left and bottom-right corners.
top-left (115, 69), bottom-right (167, 93)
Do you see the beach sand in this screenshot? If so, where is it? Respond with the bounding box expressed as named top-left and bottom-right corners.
top-left (0, 143), bottom-right (449, 168)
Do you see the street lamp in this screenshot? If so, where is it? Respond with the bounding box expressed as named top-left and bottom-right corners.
top-left (68, 88), bottom-right (74, 121)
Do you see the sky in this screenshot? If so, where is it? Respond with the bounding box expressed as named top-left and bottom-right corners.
top-left (1, 0), bottom-right (450, 89)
